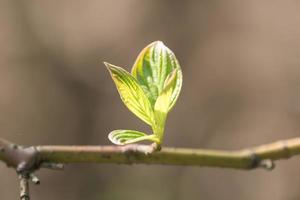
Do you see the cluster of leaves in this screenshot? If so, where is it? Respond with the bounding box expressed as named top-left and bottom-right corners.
top-left (105, 41), bottom-right (182, 145)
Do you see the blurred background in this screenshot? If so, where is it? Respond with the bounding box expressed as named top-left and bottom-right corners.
top-left (1, 1), bottom-right (300, 199)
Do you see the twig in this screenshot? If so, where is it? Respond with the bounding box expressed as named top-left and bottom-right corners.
top-left (19, 174), bottom-right (30, 200)
top-left (36, 138), bottom-right (300, 170)
top-left (1, 137), bottom-right (300, 200)
top-left (1, 137), bottom-right (300, 172)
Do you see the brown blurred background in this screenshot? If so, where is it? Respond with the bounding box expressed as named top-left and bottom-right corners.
top-left (1, 1), bottom-right (300, 199)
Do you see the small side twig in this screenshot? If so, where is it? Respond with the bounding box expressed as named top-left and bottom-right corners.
top-left (19, 174), bottom-right (30, 200)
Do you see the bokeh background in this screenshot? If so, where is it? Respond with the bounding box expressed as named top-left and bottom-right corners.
top-left (1, 1), bottom-right (300, 199)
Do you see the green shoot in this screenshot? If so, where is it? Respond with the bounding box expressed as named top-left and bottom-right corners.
top-left (104, 41), bottom-right (182, 145)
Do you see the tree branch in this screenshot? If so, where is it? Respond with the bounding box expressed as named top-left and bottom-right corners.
top-left (1, 138), bottom-right (300, 172)
top-left (2, 138), bottom-right (299, 200)
top-left (36, 138), bottom-right (300, 170)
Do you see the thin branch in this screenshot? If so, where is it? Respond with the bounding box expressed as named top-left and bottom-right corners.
top-left (1, 138), bottom-right (300, 171)
top-left (1, 138), bottom-right (299, 200)
top-left (37, 137), bottom-right (300, 170)
top-left (19, 174), bottom-right (30, 200)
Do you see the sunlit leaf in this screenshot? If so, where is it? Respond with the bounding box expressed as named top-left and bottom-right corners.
top-left (131, 41), bottom-right (182, 110)
top-left (105, 41), bottom-right (183, 146)
top-left (105, 62), bottom-right (154, 126)
top-left (153, 69), bottom-right (178, 139)
top-left (108, 130), bottom-right (159, 145)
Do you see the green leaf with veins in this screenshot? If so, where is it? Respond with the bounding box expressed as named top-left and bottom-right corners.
top-left (105, 62), bottom-right (154, 126)
top-left (108, 130), bottom-right (159, 145)
top-left (131, 41), bottom-right (182, 111)
top-left (105, 41), bottom-right (182, 145)
top-left (153, 69), bottom-right (178, 139)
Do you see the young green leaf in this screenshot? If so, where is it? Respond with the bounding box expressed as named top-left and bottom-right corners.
top-left (153, 69), bottom-right (178, 139)
top-left (131, 41), bottom-right (183, 110)
top-left (105, 62), bottom-right (154, 126)
top-left (105, 41), bottom-right (183, 146)
top-left (155, 69), bottom-right (178, 114)
top-left (108, 130), bottom-right (159, 145)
